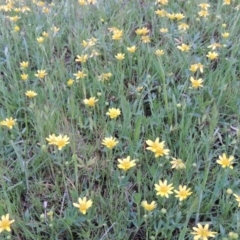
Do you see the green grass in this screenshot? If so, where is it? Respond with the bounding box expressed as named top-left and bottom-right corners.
top-left (0, 0), bottom-right (240, 239)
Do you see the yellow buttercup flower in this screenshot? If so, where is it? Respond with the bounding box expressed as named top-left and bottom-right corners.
top-left (21, 73), bottom-right (28, 81)
top-left (198, 10), bottom-right (209, 18)
top-left (233, 194), bottom-right (240, 207)
top-left (156, 0), bottom-right (168, 5)
top-left (127, 46), bottom-right (137, 53)
top-left (141, 201), bottom-right (157, 211)
top-left (46, 134), bottom-right (69, 150)
top-left (155, 180), bottom-right (174, 198)
top-left (83, 97), bottom-right (98, 107)
top-left (170, 158), bottom-right (186, 169)
top-left (155, 49), bottom-right (164, 56)
top-left (67, 79), bottom-right (74, 86)
top-left (198, 3), bottom-right (211, 10)
top-left (102, 137), bottom-right (118, 149)
top-left (160, 28), bottom-right (168, 33)
top-left (190, 77), bottom-right (204, 89)
top-left (73, 71), bottom-right (87, 79)
top-left (111, 29), bottom-right (123, 41)
top-left (25, 90), bottom-right (37, 98)
top-left (206, 51), bottom-right (218, 60)
top-left (223, 0), bottom-right (231, 5)
top-left (37, 37), bottom-right (44, 43)
top-left (73, 197), bottom-right (93, 214)
top-left (174, 185), bottom-right (192, 201)
top-left (20, 61), bottom-right (29, 69)
top-left (14, 25), bottom-right (20, 32)
top-left (178, 23), bottom-right (189, 31)
top-left (98, 72), bottom-right (112, 82)
top-left (35, 70), bottom-right (47, 79)
top-left (208, 43), bottom-right (222, 50)
top-left (191, 224), bottom-right (217, 239)
top-left (46, 134), bottom-right (57, 145)
top-left (216, 153), bottom-right (234, 169)
top-left (141, 35), bottom-right (150, 43)
top-left (106, 108), bottom-right (121, 119)
top-left (155, 9), bottom-right (167, 17)
top-left (115, 53), bottom-right (125, 60)
top-left (0, 117), bottom-right (16, 129)
top-left (222, 32), bottom-right (229, 38)
top-left (174, 13), bottom-right (185, 21)
top-left (75, 54), bottom-right (88, 63)
top-left (146, 138), bottom-right (170, 157)
top-left (55, 135), bottom-right (70, 150)
top-left (117, 156), bottom-right (136, 171)
top-left (135, 27), bottom-right (149, 35)
top-left (177, 43), bottom-right (191, 52)
top-left (0, 214), bottom-right (15, 233)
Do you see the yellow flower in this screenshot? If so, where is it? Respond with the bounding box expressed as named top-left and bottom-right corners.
top-left (14, 25), bottom-right (20, 32)
top-left (35, 70), bottom-right (47, 79)
top-left (206, 51), bottom-right (218, 60)
top-left (191, 224), bottom-right (217, 239)
top-left (83, 97), bottom-right (98, 107)
top-left (207, 43), bottom-right (222, 50)
top-left (167, 13), bottom-right (176, 20)
top-left (25, 90), bottom-right (37, 98)
top-left (67, 79), bottom-right (74, 86)
top-left (112, 29), bottom-right (123, 41)
top-left (115, 53), bottom-right (125, 60)
top-left (73, 71), bottom-right (87, 79)
top-left (0, 117), bottom-right (16, 129)
top-left (146, 138), bottom-right (170, 157)
top-left (141, 201), bottom-right (157, 211)
top-left (174, 13), bottom-right (185, 21)
top-left (170, 158), bottom-right (186, 169)
top-left (198, 3), bottom-right (211, 10)
top-left (155, 180), bottom-right (174, 198)
top-left (117, 156), bottom-right (136, 171)
top-left (223, 0), bottom-right (231, 5)
top-left (0, 214), bottom-right (15, 233)
top-left (73, 197), bottom-right (93, 214)
top-left (216, 153), bottom-right (234, 169)
top-left (233, 194), bottom-right (240, 207)
top-left (20, 61), bottom-right (29, 69)
top-left (98, 72), bottom-right (112, 82)
top-left (222, 32), bottom-right (229, 38)
top-left (42, 31), bottom-right (49, 37)
top-left (127, 46), bottom-right (137, 53)
top-left (196, 63), bottom-right (204, 73)
top-left (190, 77), bottom-right (204, 89)
top-left (9, 15), bottom-right (21, 22)
top-left (198, 10), bottom-right (209, 18)
top-left (75, 54), bottom-right (88, 63)
top-left (78, 0), bottom-right (87, 5)
top-left (174, 185), bottom-right (192, 201)
top-left (21, 73), bottom-right (28, 81)
top-left (37, 37), bottom-right (44, 43)
top-left (46, 134), bottom-right (57, 145)
top-left (102, 136), bottom-right (118, 149)
top-left (160, 28), bottom-right (168, 33)
top-left (178, 23), bottom-right (189, 31)
top-left (177, 44), bottom-right (191, 52)
top-left (135, 27), bottom-right (149, 35)
top-left (106, 108), bottom-right (121, 119)
top-left (52, 26), bottom-right (60, 33)
top-left (141, 35), bottom-right (151, 43)
top-left (42, 7), bottom-right (50, 14)
top-left (155, 49), bottom-right (164, 56)
top-left (54, 135), bottom-right (70, 150)
top-left (155, 9), bottom-right (167, 17)
top-left (189, 64), bottom-right (198, 73)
